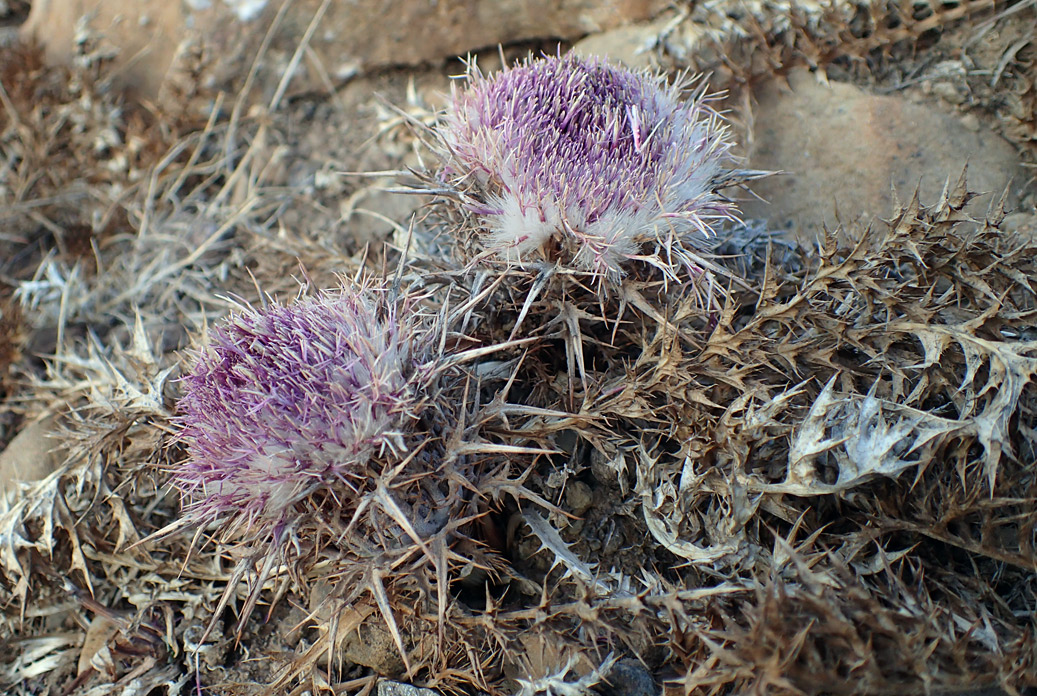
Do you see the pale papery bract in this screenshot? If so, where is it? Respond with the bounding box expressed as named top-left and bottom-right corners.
top-left (173, 286), bottom-right (422, 535)
top-left (440, 53), bottom-right (738, 281)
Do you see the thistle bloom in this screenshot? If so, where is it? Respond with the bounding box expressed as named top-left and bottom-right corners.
top-left (440, 53), bottom-right (737, 281)
top-left (174, 285), bottom-right (422, 533)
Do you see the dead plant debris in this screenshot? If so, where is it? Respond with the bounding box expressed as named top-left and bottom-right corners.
top-left (1, 2), bottom-right (1036, 696)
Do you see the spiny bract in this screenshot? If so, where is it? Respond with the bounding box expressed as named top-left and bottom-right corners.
top-left (440, 53), bottom-right (737, 282)
top-left (174, 284), bottom-right (424, 535)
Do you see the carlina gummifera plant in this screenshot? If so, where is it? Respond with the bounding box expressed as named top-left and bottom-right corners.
top-left (166, 277), bottom-right (554, 667)
top-left (172, 280), bottom-right (428, 543)
top-left (438, 52), bottom-right (741, 284)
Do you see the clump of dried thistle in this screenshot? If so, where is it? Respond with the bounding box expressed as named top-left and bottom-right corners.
top-left (437, 53), bottom-right (738, 283)
top-left (167, 276), bottom-right (547, 682)
top-left (174, 281), bottom-right (428, 539)
top-left (4, 15), bottom-right (1037, 696)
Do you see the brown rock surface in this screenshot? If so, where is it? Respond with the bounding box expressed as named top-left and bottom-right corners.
top-left (20, 0), bottom-right (186, 93)
top-left (742, 69), bottom-right (1028, 240)
top-left (0, 415), bottom-right (61, 500)
top-left (21, 0), bottom-right (669, 97)
top-left (571, 17), bottom-right (672, 70)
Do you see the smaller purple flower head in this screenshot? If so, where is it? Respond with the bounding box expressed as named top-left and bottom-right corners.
top-left (440, 53), bottom-right (738, 282)
top-left (173, 283), bottom-right (424, 535)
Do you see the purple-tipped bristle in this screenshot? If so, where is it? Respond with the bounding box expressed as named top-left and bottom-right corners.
top-left (173, 287), bottom-right (422, 531)
top-left (441, 54), bottom-right (738, 280)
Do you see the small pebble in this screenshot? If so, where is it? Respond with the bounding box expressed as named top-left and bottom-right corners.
top-left (597, 658), bottom-right (659, 696)
top-left (566, 480), bottom-right (594, 516)
top-left (377, 680), bottom-right (440, 696)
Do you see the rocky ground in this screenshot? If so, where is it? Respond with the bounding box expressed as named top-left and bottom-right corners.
top-left (1, 1), bottom-right (1036, 695)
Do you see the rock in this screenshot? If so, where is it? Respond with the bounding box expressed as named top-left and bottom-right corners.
top-left (307, 582), bottom-right (406, 675)
top-left (340, 617), bottom-right (406, 675)
top-left (598, 658), bottom-right (658, 696)
top-left (571, 17), bottom-right (672, 70)
top-left (0, 415), bottom-right (62, 501)
top-left (19, 0), bottom-right (187, 95)
top-left (741, 69), bottom-right (1027, 241)
top-left (565, 480), bottom-right (594, 516)
top-left (1003, 211), bottom-right (1037, 243)
top-left (376, 680), bottom-right (441, 696)
top-left (21, 0), bottom-right (669, 97)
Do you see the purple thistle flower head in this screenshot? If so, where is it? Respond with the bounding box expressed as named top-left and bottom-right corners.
top-left (440, 53), bottom-right (738, 281)
top-left (174, 283), bottom-right (424, 535)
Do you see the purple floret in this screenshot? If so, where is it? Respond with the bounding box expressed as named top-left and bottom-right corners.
top-left (441, 53), bottom-right (737, 280)
top-left (174, 287), bottom-right (419, 531)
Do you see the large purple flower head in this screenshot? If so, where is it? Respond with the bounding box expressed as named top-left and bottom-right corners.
top-left (174, 283), bottom-right (424, 535)
top-left (440, 53), bottom-right (737, 281)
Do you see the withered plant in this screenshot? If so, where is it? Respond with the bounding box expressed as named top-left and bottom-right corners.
top-left (1, 1), bottom-right (1035, 695)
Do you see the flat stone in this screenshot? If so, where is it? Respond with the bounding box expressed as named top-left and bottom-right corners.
top-left (0, 415), bottom-right (62, 501)
top-left (598, 658), bottom-right (658, 696)
top-left (572, 18), bottom-right (672, 70)
top-left (340, 617), bottom-right (406, 675)
top-left (1003, 211), bottom-right (1037, 242)
top-left (377, 681), bottom-right (440, 696)
top-left (21, 0), bottom-right (669, 98)
top-left (741, 69), bottom-right (1027, 241)
top-left (564, 480), bottom-right (594, 516)
top-left (20, 0), bottom-right (186, 96)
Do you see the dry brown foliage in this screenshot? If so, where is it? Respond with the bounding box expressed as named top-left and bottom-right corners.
top-left (1, 1), bottom-right (1035, 696)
